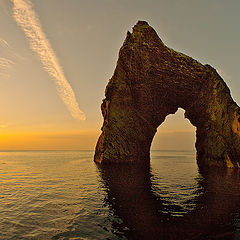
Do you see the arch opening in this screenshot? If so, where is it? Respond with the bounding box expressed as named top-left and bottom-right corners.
top-left (150, 109), bottom-right (199, 212)
top-left (151, 108), bottom-right (196, 151)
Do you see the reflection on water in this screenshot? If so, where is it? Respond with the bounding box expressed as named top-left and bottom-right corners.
top-left (0, 150), bottom-right (240, 239)
top-left (98, 152), bottom-right (240, 240)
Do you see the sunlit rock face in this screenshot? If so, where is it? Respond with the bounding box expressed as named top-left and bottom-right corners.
top-left (94, 21), bottom-right (240, 168)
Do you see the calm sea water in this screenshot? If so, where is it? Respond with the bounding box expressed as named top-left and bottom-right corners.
top-left (0, 150), bottom-right (240, 240)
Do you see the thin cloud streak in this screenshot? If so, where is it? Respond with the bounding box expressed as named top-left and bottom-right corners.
top-left (12, 0), bottom-right (86, 120)
top-left (0, 37), bottom-right (23, 60)
top-left (0, 38), bottom-right (10, 48)
top-left (0, 57), bottom-right (14, 69)
top-left (0, 38), bottom-right (15, 74)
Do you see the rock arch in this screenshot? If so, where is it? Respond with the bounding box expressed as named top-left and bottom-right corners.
top-left (94, 21), bottom-right (240, 168)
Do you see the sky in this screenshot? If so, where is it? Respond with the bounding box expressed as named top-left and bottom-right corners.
top-left (0, 0), bottom-right (239, 150)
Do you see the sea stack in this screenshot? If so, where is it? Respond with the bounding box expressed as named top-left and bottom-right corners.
top-left (94, 21), bottom-right (240, 168)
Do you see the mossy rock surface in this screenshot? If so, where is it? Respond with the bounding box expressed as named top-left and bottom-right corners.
top-left (94, 21), bottom-right (240, 169)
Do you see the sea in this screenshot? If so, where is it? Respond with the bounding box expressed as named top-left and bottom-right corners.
top-left (1, 150), bottom-right (240, 240)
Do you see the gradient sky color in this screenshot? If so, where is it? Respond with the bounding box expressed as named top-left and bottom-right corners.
top-left (0, 0), bottom-right (239, 150)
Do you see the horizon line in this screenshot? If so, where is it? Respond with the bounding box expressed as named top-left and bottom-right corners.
top-left (0, 149), bottom-right (195, 152)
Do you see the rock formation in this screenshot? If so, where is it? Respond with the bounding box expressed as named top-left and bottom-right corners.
top-left (94, 21), bottom-right (240, 168)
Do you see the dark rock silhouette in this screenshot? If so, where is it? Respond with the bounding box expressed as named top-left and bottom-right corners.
top-left (94, 21), bottom-right (240, 168)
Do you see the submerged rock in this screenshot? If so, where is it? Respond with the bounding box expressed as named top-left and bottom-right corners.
top-left (94, 21), bottom-right (240, 168)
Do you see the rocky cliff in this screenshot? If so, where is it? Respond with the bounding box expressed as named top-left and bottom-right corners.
top-left (94, 21), bottom-right (240, 168)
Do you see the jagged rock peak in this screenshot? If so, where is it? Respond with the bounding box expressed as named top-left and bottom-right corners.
top-left (132, 20), bottom-right (149, 30)
top-left (125, 20), bottom-right (164, 47)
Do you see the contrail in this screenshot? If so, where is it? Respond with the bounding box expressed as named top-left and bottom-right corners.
top-left (12, 0), bottom-right (86, 120)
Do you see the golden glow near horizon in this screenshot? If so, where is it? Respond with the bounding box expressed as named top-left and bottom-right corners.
top-left (0, 129), bottom-right (195, 151)
top-left (0, 109), bottom-right (195, 150)
top-left (0, 130), bottom-right (99, 150)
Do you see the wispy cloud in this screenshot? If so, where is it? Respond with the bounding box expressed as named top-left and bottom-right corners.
top-left (0, 38), bottom-right (15, 77)
top-left (12, 0), bottom-right (86, 120)
top-left (0, 37), bottom-right (23, 64)
top-left (0, 56), bottom-right (14, 69)
top-left (0, 38), bottom-right (10, 48)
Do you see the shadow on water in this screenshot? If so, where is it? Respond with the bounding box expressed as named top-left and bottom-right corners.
top-left (98, 161), bottom-right (240, 240)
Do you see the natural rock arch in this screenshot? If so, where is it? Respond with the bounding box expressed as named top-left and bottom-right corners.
top-left (94, 21), bottom-right (240, 168)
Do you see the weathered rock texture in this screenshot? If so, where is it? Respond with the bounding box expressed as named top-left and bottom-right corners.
top-left (94, 21), bottom-right (240, 168)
